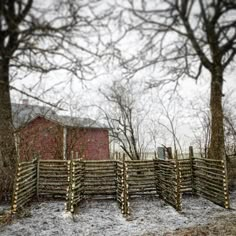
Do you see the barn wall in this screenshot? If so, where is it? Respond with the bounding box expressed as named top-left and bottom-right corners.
top-left (67, 128), bottom-right (109, 160)
top-left (18, 117), bottom-right (63, 160)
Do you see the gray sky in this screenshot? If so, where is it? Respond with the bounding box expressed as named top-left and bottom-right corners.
top-left (9, 0), bottom-right (236, 152)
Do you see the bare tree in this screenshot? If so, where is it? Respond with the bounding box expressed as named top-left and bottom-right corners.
top-left (114, 0), bottom-right (236, 159)
top-left (222, 91), bottom-right (236, 155)
top-left (156, 96), bottom-right (184, 158)
top-left (99, 80), bottom-right (147, 160)
top-left (0, 0), bottom-right (108, 200)
top-left (190, 90), bottom-right (236, 157)
top-left (189, 96), bottom-right (211, 157)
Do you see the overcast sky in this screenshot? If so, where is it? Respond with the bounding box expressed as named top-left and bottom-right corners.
top-left (9, 0), bottom-right (236, 152)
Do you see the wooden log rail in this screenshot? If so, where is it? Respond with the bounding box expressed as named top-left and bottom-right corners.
top-left (192, 157), bottom-right (230, 209)
top-left (82, 160), bottom-right (117, 196)
top-left (66, 160), bottom-right (118, 213)
top-left (178, 159), bottom-right (192, 193)
top-left (154, 159), bottom-right (182, 211)
top-left (38, 160), bottom-right (68, 198)
top-left (11, 159), bottom-right (37, 213)
top-left (125, 160), bottom-right (156, 196)
top-left (66, 158), bottom-right (182, 215)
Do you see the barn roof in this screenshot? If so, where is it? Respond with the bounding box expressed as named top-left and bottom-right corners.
top-left (12, 103), bottom-right (107, 129)
top-left (12, 103), bottom-right (55, 128)
top-left (42, 115), bottom-right (106, 129)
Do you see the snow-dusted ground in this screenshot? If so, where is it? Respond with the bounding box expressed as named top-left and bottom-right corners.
top-left (0, 205), bottom-right (10, 214)
top-left (0, 191), bottom-right (236, 236)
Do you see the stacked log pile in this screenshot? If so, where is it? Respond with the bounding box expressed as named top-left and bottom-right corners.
top-left (12, 160), bottom-right (37, 213)
top-left (38, 160), bottom-right (68, 198)
top-left (154, 159), bottom-right (182, 211)
top-left (193, 157), bottom-right (229, 208)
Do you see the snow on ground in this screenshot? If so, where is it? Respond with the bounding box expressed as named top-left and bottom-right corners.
top-left (0, 205), bottom-right (10, 214)
top-left (0, 191), bottom-right (236, 236)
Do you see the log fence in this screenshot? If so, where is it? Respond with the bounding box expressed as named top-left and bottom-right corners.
top-left (38, 160), bottom-right (68, 198)
top-left (154, 159), bottom-right (182, 211)
top-left (11, 159), bottom-right (37, 213)
top-left (11, 148), bottom-right (230, 215)
top-left (83, 160), bottom-right (117, 196)
top-left (193, 157), bottom-right (230, 208)
top-left (125, 160), bottom-right (156, 196)
top-left (116, 160), bottom-right (125, 213)
top-left (179, 159), bottom-right (192, 193)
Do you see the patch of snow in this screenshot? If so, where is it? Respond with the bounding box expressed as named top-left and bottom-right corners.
top-left (0, 204), bottom-right (10, 213)
top-left (0, 191), bottom-right (236, 236)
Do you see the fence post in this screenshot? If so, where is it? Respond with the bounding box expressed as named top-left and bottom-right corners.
top-left (154, 159), bottom-right (160, 195)
top-left (222, 155), bottom-right (230, 209)
top-left (122, 154), bottom-right (129, 215)
top-left (167, 147), bottom-right (173, 159)
top-left (11, 161), bottom-right (20, 214)
top-left (189, 146), bottom-right (196, 195)
top-left (36, 158), bottom-right (40, 200)
top-left (75, 152), bottom-right (79, 159)
top-left (154, 151), bottom-right (157, 159)
top-left (66, 160), bottom-right (73, 212)
top-left (174, 151), bottom-right (181, 211)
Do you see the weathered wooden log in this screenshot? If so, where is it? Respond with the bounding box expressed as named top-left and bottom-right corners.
top-left (178, 159), bottom-right (191, 164)
top-left (194, 179), bottom-right (224, 191)
top-left (194, 176), bottom-right (224, 188)
top-left (39, 174), bottom-right (68, 178)
top-left (194, 171), bottom-right (224, 182)
top-left (39, 189), bottom-right (67, 194)
top-left (83, 160), bottom-right (116, 163)
top-left (12, 192), bottom-right (35, 212)
top-left (16, 174), bottom-right (36, 186)
top-left (84, 173), bottom-right (116, 178)
top-left (193, 168), bottom-right (224, 177)
top-left (193, 157), bottom-right (223, 163)
top-left (127, 181), bottom-right (156, 186)
top-left (125, 160), bottom-right (154, 163)
top-left (18, 164), bottom-right (35, 171)
top-left (16, 170), bottom-right (36, 182)
top-left (18, 160), bottom-right (36, 166)
top-left (128, 188), bottom-right (157, 194)
top-left (84, 170), bottom-right (116, 175)
top-left (193, 165), bottom-right (224, 173)
top-left (14, 188), bottom-right (35, 203)
top-left (194, 187), bottom-right (225, 202)
top-left (39, 177), bottom-right (68, 183)
top-left (39, 182), bottom-right (68, 187)
top-left (16, 179), bottom-right (36, 192)
top-left (40, 160), bottom-right (68, 163)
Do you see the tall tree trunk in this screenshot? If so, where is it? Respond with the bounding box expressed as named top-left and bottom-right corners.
top-left (208, 68), bottom-right (225, 160)
top-left (0, 59), bottom-right (17, 201)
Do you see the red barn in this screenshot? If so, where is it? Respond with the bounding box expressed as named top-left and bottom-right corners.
top-left (13, 102), bottom-right (109, 160)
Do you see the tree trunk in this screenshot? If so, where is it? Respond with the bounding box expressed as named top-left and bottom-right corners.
top-left (0, 59), bottom-right (17, 201)
top-left (208, 68), bottom-right (225, 160)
